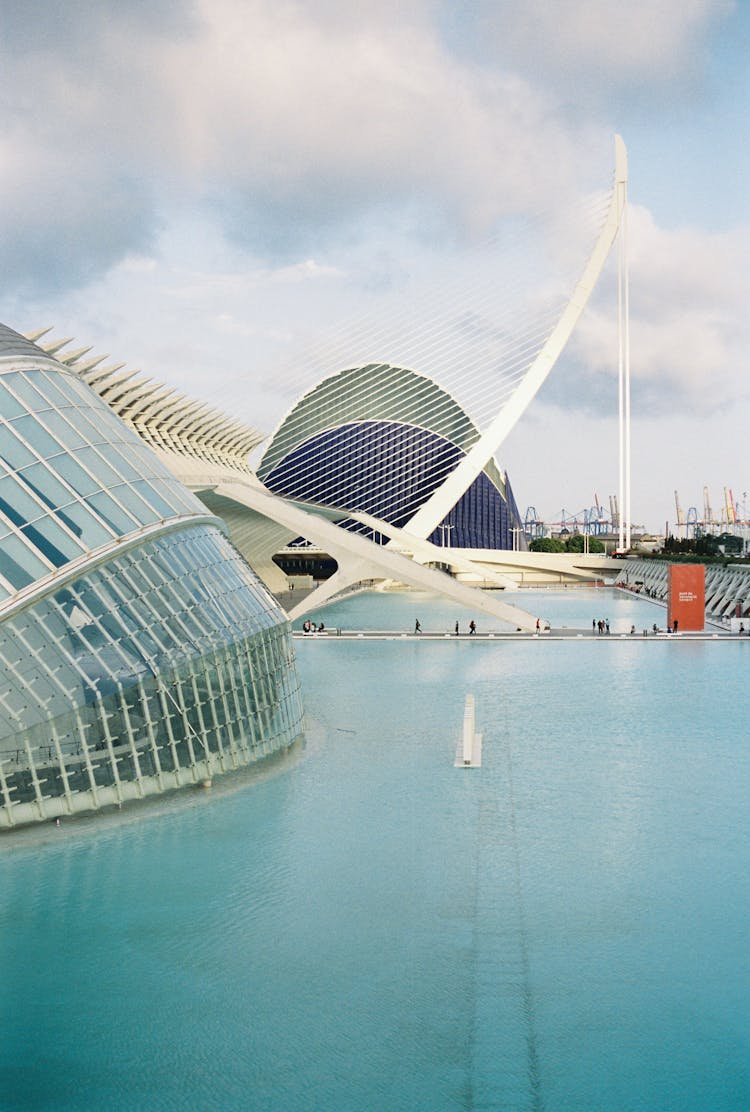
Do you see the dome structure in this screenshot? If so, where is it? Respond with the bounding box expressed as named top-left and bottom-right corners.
top-left (0, 323), bottom-right (303, 828)
top-left (257, 363), bottom-right (527, 551)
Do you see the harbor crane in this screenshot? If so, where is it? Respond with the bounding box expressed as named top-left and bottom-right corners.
top-left (674, 491), bottom-right (686, 537)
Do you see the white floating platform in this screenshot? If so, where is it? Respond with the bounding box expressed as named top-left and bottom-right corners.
top-left (455, 732), bottom-right (482, 768)
top-left (455, 693), bottom-right (482, 767)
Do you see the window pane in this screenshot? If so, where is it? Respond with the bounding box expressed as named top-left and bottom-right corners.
top-left (39, 408), bottom-right (87, 450)
top-left (53, 453), bottom-right (99, 496)
top-left (60, 501), bottom-right (114, 547)
top-left (0, 380), bottom-right (27, 419)
top-left (3, 372), bottom-right (53, 412)
top-left (0, 533), bottom-right (50, 587)
top-left (0, 426), bottom-right (37, 470)
top-left (10, 415), bottom-right (63, 459)
top-left (110, 483), bottom-right (159, 524)
top-left (74, 446), bottom-right (121, 486)
top-left (21, 515), bottom-right (81, 566)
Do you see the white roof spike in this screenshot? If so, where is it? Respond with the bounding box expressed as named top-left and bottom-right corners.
top-left (40, 336), bottom-right (74, 355)
top-left (60, 345), bottom-right (93, 365)
top-left (82, 362), bottom-right (127, 386)
top-left (73, 353), bottom-right (109, 375)
top-left (24, 326), bottom-right (55, 343)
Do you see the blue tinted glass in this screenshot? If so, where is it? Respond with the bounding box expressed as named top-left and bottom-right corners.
top-left (75, 412), bottom-right (109, 446)
top-left (73, 446), bottom-right (121, 486)
top-left (3, 372), bottom-right (53, 413)
top-left (0, 381), bottom-right (26, 419)
top-left (62, 406), bottom-right (105, 443)
top-left (59, 501), bottom-right (113, 548)
top-left (0, 475), bottom-right (46, 526)
top-left (54, 373), bottom-right (96, 406)
top-left (0, 426), bottom-right (37, 470)
top-left (164, 480), bottom-right (202, 513)
top-left (9, 415), bottom-right (62, 459)
top-left (34, 370), bottom-right (75, 408)
top-left (16, 462), bottom-right (77, 511)
top-left (99, 444), bottom-right (139, 481)
top-left (86, 490), bottom-right (135, 533)
top-left (21, 516), bottom-right (80, 566)
top-left (39, 408), bottom-right (87, 449)
top-left (0, 533), bottom-right (50, 587)
top-left (110, 483), bottom-right (159, 524)
top-left (119, 441), bottom-right (161, 479)
top-left (53, 453), bottom-right (99, 496)
top-left (132, 480), bottom-right (179, 520)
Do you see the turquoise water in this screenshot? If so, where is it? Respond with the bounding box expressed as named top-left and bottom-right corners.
top-left (307, 585), bottom-right (664, 635)
top-left (2, 588), bottom-right (750, 1110)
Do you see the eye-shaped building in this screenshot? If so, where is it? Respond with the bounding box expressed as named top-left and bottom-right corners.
top-left (0, 323), bottom-right (303, 829)
top-left (258, 363), bottom-right (526, 551)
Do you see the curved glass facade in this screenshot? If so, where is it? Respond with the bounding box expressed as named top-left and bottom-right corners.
top-left (0, 361), bottom-right (203, 599)
top-left (0, 324), bottom-right (304, 828)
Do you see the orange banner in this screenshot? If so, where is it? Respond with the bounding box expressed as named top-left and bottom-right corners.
top-left (667, 564), bottom-right (705, 631)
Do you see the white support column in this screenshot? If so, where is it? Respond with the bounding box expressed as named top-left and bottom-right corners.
top-left (616, 138), bottom-right (630, 551)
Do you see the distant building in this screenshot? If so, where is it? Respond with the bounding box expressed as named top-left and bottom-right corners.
top-left (0, 323), bottom-right (303, 828)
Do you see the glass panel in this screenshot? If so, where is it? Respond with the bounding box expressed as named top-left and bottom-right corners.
top-left (3, 372), bottom-right (53, 412)
top-left (59, 501), bottom-right (114, 548)
top-left (38, 408), bottom-right (87, 450)
top-left (87, 490), bottom-right (135, 534)
top-left (52, 453), bottom-right (99, 496)
top-left (21, 515), bottom-right (82, 565)
top-left (17, 462), bottom-right (77, 512)
top-left (0, 426), bottom-right (37, 470)
top-left (33, 370), bottom-right (76, 408)
top-left (0, 532), bottom-right (50, 587)
top-left (0, 380), bottom-right (27, 419)
top-left (0, 474), bottom-right (47, 526)
top-left (73, 446), bottom-right (121, 486)
top-left (9, 415), bottom-right (62, 459)
top-left (132, 480), bottom-right (179, 520)
top-left (97, 444), bottom-right (139, 482)
top-left (109, 483), bottom-right (159, 525)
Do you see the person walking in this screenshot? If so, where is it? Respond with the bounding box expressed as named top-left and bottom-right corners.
top-left (455, 620), bottom-right (459, 635)
top-left (415, 619), bottom-right (421, 634)
top-left (469, 620), bottom-right (476, 635)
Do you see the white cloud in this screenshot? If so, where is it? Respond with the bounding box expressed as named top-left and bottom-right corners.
top-left (470, 0), bottom-right (734, 87)
top-left (569, 204), bottom-right (750, 414)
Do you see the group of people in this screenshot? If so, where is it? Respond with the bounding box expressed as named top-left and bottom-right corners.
top-left (302, 619), bottom-right (325, 634)
top-left (414, 619), bottom-right (477, 634)
top-left (593, 618), bottom-right (610, 635)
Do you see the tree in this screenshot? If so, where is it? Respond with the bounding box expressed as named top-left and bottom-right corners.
top-left (565, 533), bottom-right (604, 554)
top-left (529, 536), bottom-right (565, 553)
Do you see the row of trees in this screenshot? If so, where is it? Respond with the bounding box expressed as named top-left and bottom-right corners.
top-left (529, 534), bottom-right (605, 554)
top-left (662, 532), bottom-right (743, 556)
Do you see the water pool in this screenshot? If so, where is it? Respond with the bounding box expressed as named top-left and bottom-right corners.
top-left (2, 588), bottom-right (749, 1110)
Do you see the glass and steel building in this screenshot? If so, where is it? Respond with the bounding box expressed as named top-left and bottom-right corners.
top-left (258, 364), bottom-right (527, 550)
top-left (0, 323), bottom-right (304, 829)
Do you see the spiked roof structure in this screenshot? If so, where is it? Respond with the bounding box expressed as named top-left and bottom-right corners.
top-left (25, 327), bottom-right (264, 472)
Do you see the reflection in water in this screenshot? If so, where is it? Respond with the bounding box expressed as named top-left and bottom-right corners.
top-left (2, 588), bottom-right (749, 1111)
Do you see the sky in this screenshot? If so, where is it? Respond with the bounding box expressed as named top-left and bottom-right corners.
top-left (1, 0), bottom-right (748, 534)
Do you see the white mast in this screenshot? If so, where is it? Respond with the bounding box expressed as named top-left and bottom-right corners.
top-left (615, 135), bottom-right (630, 551)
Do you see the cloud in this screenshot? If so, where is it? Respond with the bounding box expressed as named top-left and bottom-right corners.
top-left (0, 0), bottom-right (602, 292)
top-left (559, 204), bottom-right (750, 416)
top-left (462, 0), bottom-right (734, 90)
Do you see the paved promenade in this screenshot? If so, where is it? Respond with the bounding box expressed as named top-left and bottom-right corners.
top-left (293, 627), bottom-right (743, 642)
